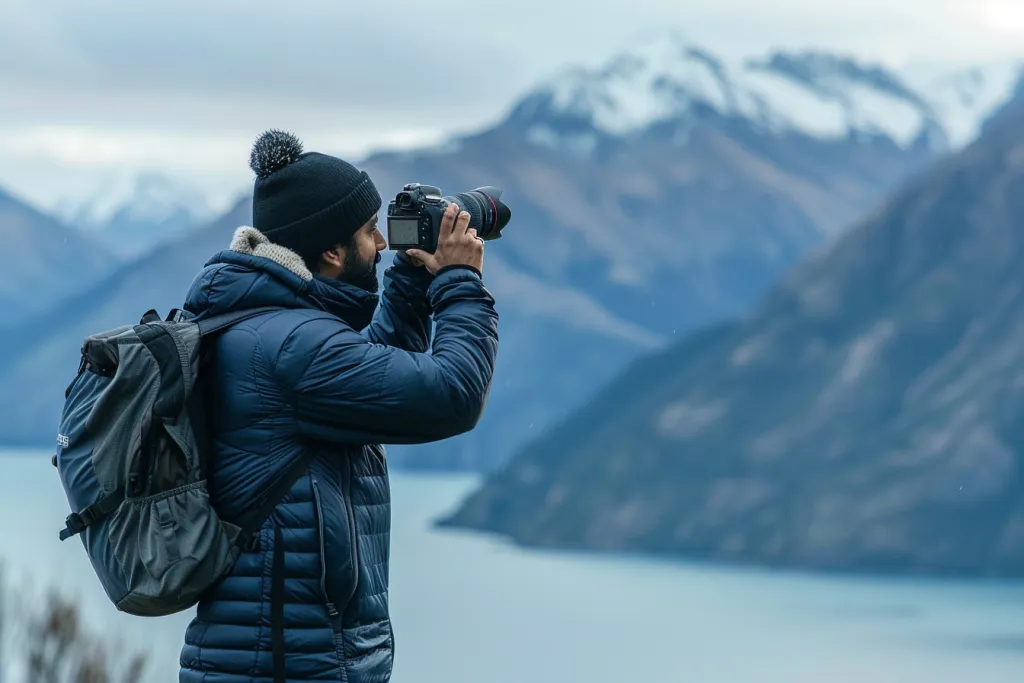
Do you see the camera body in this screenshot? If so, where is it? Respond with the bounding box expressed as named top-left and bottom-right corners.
top-left (386, 184), bottom-right (448, 253)
top-left (386, 183), bottom-right (511, 253)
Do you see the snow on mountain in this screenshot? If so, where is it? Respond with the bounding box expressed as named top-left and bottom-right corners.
top-left (56, 171), bottom-right (217, 256)
top-left (506, 32), bottom-right (1022, 153)
top-left (904, 62), bottom-right (1024, 145)
top-left (62, 171), bottom-right (215, 228)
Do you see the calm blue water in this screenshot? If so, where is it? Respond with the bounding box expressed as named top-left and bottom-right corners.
top-left (2, 448), bottom-right (1024, 682)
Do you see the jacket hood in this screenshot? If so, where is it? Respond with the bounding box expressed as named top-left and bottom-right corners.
top-left (184, 226), bottom-right (379, 331)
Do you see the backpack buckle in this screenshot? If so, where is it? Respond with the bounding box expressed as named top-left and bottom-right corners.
top-left (166, 308), bottom-right (188, 323)
top-left (60, 511), bottom-right (87, 541)
top-left (60, 506), bottom-right (99, 538)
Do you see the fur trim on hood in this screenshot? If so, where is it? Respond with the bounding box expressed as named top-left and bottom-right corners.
top-left (229, 226), bottom-right (313, 282)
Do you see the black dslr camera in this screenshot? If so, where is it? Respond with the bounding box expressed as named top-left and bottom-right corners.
top-left (386, 183), bottom-right (511, 252)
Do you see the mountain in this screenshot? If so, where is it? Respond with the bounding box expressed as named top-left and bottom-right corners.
top-left (0, 187), bottom-right (120, 328)
top-left (363, 35), bottom-right (1019, 470)
top-left (0, 35), bottom-right (1018, 467)
top-left (0, 198), bottom-right (249, 445)
top-left (57, 172), bottom-right (215, 257)
top-left (438, 79), bottom-right (1024, 577)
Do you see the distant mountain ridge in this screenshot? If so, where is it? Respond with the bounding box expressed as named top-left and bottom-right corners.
top-left (439, 76), bottom-right (1024, 577)
top-left (0, 36), bottom-right (1019, 472)
top-left (0, 188), bottom-right (120, 328)
top-left (56, 171), bottom-right (215, 257)
top-left (0, 198), bottom-right (251, 445)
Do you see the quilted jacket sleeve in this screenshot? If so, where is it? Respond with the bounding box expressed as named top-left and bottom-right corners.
top-left (277, 267), bottom-right (499, 445)
top-left (362, 251), bottom-right (434, 353)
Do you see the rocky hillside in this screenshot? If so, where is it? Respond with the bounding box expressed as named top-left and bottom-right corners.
top-left (439, 79), bottom-right (1024, 577)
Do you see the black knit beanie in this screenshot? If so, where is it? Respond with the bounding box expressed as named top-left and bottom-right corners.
top-left (248, 130), bottom-right (381, 261)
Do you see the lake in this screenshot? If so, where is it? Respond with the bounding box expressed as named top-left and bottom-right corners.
top-left (2, 447), bottom-right (1023, 682)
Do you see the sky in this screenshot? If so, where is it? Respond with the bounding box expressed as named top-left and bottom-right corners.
top-left (2, 0), bottom-right (1023, 216)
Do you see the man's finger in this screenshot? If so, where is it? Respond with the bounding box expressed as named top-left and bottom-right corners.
top-left (406, 250), bottom-right (440, 274)
top-left (455, 210), bottom-right (471, 233)
top-left (447, 204), bottom-right (461, 233)
top-left (438, 204), bottom-right (458, 241)
top-left (405, 249), bottom-right (429, 265)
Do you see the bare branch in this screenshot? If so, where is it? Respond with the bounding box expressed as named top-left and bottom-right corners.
top-left (1, 570), bottom-right (148, 683)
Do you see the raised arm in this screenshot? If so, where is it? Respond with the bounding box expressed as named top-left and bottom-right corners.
top-left (280, 206), bottom-right (495, 444)
top-left (278, 267), bottom-right (498, 444)
top-left (361, 251), bottom-right (434, 352)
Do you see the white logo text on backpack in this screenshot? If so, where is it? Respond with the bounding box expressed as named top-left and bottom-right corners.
top-left (56, 433), bottom-right (70, 448)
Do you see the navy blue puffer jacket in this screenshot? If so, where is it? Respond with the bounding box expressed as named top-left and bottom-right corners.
top-left (177, 227), bottom-right (498, 683)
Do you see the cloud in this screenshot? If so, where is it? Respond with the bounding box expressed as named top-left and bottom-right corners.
top-left (975, 0), bottom-right (1024, 34)
top-left (5, 0), bottom-right (1020, 129)
top-left (0, 1), bottom-right (531, 131)
top-left (0, 0), bottom-right (1021, 211)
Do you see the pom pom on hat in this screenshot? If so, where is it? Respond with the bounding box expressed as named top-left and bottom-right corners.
top-left (249, 129), bottom-right (304, 178)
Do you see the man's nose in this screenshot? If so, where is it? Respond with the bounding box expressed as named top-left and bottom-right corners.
top-left (374, 228), bottom-right (386, 250)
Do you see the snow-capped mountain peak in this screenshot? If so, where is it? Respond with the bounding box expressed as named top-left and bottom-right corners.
top-left (506, 31), bottom-right (1022, 152)
top-left (542, 34), bottom-right (734, 134)
top-left (63, 171), bottom-right (215, 228)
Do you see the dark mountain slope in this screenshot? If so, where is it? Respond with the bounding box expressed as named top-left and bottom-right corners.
top-left (0, 198), bottom-right (249, 445)
top-left (440, 83), bottom-right (1024, 577)
top-left (361, 121), bottom-right (936, 469)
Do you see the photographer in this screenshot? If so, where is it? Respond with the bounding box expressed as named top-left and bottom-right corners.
top-left (177, 131), bottom-right (498, 683)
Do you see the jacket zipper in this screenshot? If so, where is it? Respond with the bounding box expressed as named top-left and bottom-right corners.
top-left (311, 479), bottom-right (339, 619)
top-left (340, 458), bottom-right (360, 607)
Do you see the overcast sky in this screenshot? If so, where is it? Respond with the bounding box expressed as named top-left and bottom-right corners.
top-left (2, 0), bottom-right (1023, 214)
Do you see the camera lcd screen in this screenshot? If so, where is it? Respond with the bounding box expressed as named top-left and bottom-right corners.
top-left (387, 218), bottom-right (420, 248)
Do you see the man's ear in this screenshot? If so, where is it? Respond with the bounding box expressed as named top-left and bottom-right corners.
top-left (320, 245), bottom-right (344, 268)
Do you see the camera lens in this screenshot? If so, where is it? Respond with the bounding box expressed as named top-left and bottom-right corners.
top-left (443, 187), bottom-right (511, 240)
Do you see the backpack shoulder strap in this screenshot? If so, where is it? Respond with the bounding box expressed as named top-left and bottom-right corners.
top-left (233, 451), bottom-right (317, 548)
top-left (186, 305), bottom-right (310, 547)
top-left (194, 306), bottom-right (285, 337)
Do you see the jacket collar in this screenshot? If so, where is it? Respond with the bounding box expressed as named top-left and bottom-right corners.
top-left (226, 227), bottom-right (379, 331)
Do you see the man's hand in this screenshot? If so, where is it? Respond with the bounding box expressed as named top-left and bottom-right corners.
top-left (405, 203), bottom-right (484, 276)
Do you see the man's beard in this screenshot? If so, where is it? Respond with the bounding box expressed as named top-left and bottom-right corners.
top-left (338, 248), bottom-right (381, 293)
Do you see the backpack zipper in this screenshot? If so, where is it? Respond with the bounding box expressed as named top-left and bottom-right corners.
top-left (310, 479), bottom-right (339, 619)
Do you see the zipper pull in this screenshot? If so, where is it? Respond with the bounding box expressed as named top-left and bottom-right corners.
top-left (327, 602), bottom-right (339, 617)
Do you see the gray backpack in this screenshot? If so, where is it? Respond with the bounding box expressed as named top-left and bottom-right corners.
top-left (53, 306), bottom-right (312, 617)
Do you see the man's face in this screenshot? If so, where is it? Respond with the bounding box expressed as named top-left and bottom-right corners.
top-left (321, 215), bottom-right (387, 292)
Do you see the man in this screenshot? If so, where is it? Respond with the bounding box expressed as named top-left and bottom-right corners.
top-left (178, 130), bottom-right (498, 683)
